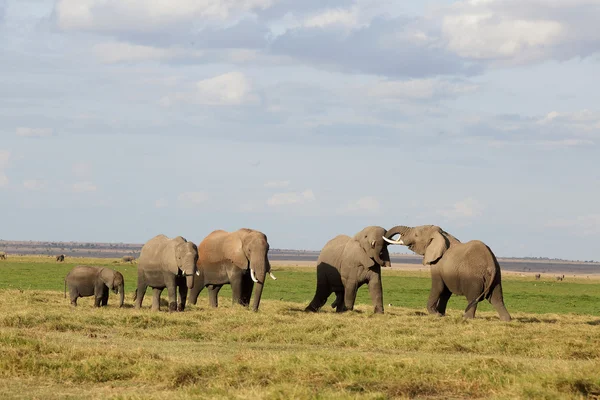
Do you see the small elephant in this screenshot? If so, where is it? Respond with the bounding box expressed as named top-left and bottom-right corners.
top-left (64, 265), bottom-right (125, 307)
top-left (535, 273), bottom-right (541, 280)
top-left (56, 254), bottom-right (65, 262)
top-left (0, 251), bottom-right (6, 260)
top-left (188, 228), bottom-right (276, 312)
top-left (305, 226), bottom-right (391, 314)
top-left (384, 225), bottom-right (511, 321)
top-left (122, 255), bottom-right (135, 263)
top-left (134, 234), bottom-right (198, 312)
top-left (556, 275), bottom-right (564, 281)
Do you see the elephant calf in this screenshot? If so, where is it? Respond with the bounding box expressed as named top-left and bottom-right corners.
top-left (65, 265), bottom-right (125, 307)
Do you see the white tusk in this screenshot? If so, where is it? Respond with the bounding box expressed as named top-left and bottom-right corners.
top-left (269, 272), bottom-right (277, 280)
top-left (382, 236), bottom-right (404, 245)
top-left (250, 268), bottom-right (259, 283)
top-left (196, 270), bottom-right (200, 276)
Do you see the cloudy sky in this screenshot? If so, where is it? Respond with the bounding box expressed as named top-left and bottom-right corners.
top-left (1, 0), bottom-right (599, 260)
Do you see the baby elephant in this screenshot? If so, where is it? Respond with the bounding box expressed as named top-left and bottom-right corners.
top-left (65, 265), bottom-right (125, 307)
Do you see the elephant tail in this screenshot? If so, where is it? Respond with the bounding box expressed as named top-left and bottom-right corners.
top-left (464, 245), bottom-right (498, 313)
top-left (132, 288), bottom-right (137, 302)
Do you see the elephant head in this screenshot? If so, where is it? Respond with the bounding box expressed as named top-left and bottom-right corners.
top-left (100, 268), bottom-right (125, 307)
top-left (241, 229), bottom-right (275, 312)
top-left (354, 226), bottom-right (391, 268)
top-left (383, 225), bottom-right (459, 265)
top-left (174, 238), bottom-right (199, 289)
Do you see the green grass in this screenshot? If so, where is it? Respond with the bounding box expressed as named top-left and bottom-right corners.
top-left (1, 256), bottom-right (599, 316)
top-left (1, 256), bottom-right (599, 399)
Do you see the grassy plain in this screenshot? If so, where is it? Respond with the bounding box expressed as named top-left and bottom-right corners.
top-left (1, 256), bottom-right (599, 399)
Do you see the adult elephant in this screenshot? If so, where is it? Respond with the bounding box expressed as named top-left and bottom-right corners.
top-left (64, 265), bottom-right (125, 307)
top-left (383, 225), bottom-right (511, 321)
top-left (134, 234), bottom-right (198, 312)
top-left (187, 228), bottom-right (276, 312)
top-left (0, 251), bottom-right (6, 260)
top-left (305, 226), bottom-right (391, 314)
top-left (122, 255), bottom-right (135, 263)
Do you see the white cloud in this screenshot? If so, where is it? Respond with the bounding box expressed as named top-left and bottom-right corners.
top-left (56, 0), bottom-right (275, 31)
top-left (338, 196), bottom-right (381, 215)
top-left (155, 198), bottom-right (169, 208)
top-left (367, 78), bottom-right (479, 101)
top-left (177, 192), bottom-right (208, 207)
top-left (440, 0), bottom-right (600, 65)
top-left (267, 189), bottom-right (315, 206)
top-left (546, 214), bottom-right (600, 236)
top-left (72, 162), bottom-right (91, 178)
top-left (23, 180), bottom-right (47, 191)
top-left (437, 197), bottom-right (484, 219)
top-left (93, 42), bottom-right (203, 64)
top-left (304, 8), bottom-right (358, 29)
top-left (16, 127), bottom-right (54, 138)
top-left (264, 180), bottom-right (290, 188)
top-left (537, 109), bottom-right (600, 132)
top-left (0, 150), bottom-right (10, 188)
top-left (72, 182), bottom-right (97, 193)
top-left (161, 72), bottom-right (257, 106)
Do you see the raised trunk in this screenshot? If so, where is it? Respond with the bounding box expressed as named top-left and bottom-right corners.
top-left (250, 256), bottom-right (268, 312)
top-left (118, 284), bottom-right (124, 308)
top-left (385, 226), bottom-right (411, 240)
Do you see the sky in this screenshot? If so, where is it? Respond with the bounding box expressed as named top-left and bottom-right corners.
top-left (1, 0), bottom-right (599, 261)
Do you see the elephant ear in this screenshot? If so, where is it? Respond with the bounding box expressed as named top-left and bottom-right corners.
top-left (162, 239), bottom-right (180, 275)
top-left (99, 268), bottom-right (115, 288)
top-left (423, 230), bottom-right (449, 265)
top-left (223, 234), bottom-right (249, 269)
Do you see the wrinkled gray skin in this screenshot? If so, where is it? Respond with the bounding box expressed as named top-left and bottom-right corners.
top-left (0, 251), bottom-right (6, 260)
top-left (56, 254), bottom-right (65, 262)
top-left (122, 255), bottom-right (135, 263)
top-left (188, 228), bottom-right (276, 312)
top-left (64, 265), bottom-right (125, 307)
top-left (305, 226), bottom-right (391, 314)
top-left (134, 235), bottom-right (198, 312)
top-left (384, 225), bottom-right (511, 321)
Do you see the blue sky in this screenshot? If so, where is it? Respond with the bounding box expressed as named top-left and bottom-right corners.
top-left (1, 0), bottom-right (599, 260)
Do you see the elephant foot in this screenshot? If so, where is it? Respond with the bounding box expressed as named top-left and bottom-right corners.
top-left (177, 304), bottom-right (185, 312)
top-left (168, 302), bottom-right (177, 312)
top-left (373, 307), bottom-right (384, 314)
top-left (499, 314), bottom-right (512, 322)
top-left (304, 305), bottom-right (318, 313)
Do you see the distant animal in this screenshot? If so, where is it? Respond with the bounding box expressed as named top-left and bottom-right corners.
top-left (383, 225), bottom-right (511, 321)
top-left (556, 275), bottom-right (565, 281)
top-left (133, 234), bottom-right (198, 312)
top-left (64, 265), bottom-right (125, 307)
top-left (188, 228), bottom-right (276, 312)
top-left (56, 254), bottom-right (65, 262)
top-left (305, 226), bottom-right (391, 314)
top-left (0, 251), bottom-right (6, 260)
top-left (535, 274), bottom-right (541, 280)
top-left (122, 255), bottom-right (135, 263)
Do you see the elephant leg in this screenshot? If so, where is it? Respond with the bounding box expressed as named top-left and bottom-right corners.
top-left (188, 271), bottom-right (204, 305)
top-left (165, 279), bottom-right (178, 313)
top-left (69, 288), bottom-right (79, 306)
top-left (151, 288), bottom-right (163, 312)
top-left (342, 283), bottom-right (358, 312)
top-left (427, 276), bottom-right (445, 316)
top-left (331, 291), bottom-right (342, 309)
top-left (436, 286), bottom-right (452, 316)
top-left (208, 285), bottom-right (221, 308)
top-left (240, 275), bottom-right (254, 307)
top-left (305, 283), bottom-right (332, 312)
top-left (489, 283), bottom-right (511, 322)
top-left (367, 274), bottom-right (384, 314)
top-left (230, 274), bottom-right (245, 306)
top-left (93, 282), bottom-right (104, 307)
top-left (101, 285), bottom-right (109, 306)
top-left (135, 283), bottom-right (147, 309)
top-left (177, 283), bottom-right (188, 312)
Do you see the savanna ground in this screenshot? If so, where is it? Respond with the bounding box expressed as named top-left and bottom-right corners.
top-left (1, 256), bottom-right (599, 399)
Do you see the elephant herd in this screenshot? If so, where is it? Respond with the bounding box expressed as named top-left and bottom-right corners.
top-left (64, 225), bottom-right (512, 321)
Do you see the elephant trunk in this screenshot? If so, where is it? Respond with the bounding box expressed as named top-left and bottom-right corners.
top-left (182, 255), bottom-right (197, 289)
top-left (250, 256), bottom-right (269, 312)
top-left (383, 225), bottom-right (411, 245)
top-left (373, 239), bottom-right (385, 266)
top-left (118, 284), bottom-right (124, 308)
